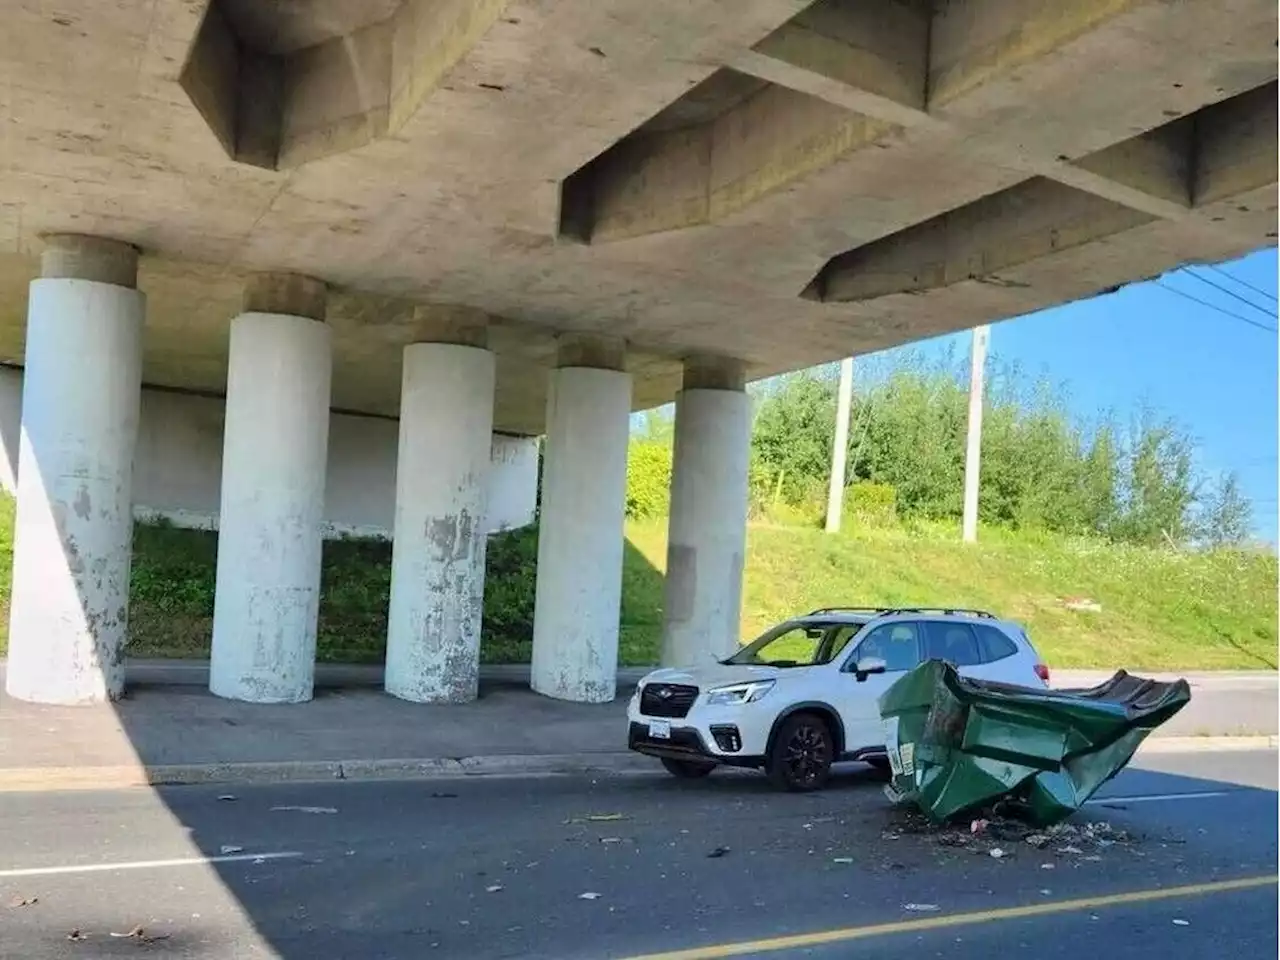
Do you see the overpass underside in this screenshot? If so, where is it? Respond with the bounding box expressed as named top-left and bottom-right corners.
top-left (0, 0), bottom-right (1274, 706)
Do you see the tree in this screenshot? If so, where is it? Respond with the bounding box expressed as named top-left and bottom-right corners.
top-left (1198, 471), bottom-right (1253, 547)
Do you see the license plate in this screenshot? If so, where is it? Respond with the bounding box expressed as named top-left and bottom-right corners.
top-left (648, 719), bottom-right (672, 740)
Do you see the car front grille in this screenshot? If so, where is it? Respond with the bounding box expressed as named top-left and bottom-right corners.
top-left (639, 683), bottom-right (699, 718)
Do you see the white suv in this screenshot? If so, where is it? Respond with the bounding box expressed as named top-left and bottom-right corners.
top-left (627, 606), bottom-right (1049, 791)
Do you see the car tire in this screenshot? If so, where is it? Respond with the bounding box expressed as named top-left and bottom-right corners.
top-left (660, 757), bottom-right (716, 779)
top-left (767, 712), bottom-right (834, 792)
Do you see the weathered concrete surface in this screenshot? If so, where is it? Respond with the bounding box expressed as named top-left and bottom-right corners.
top-left (0, 0), bottom-right (1270, 433)
top-left (209, 309), bottom-right (332, 704)
top-left (661, 377), bottom-right (751, 667)
top-left (385, 341), bottom-right (496, 703)
top-left (531, 360), bottom-right (632, 703)
top-left (4, 237), bottom-right (143, 705)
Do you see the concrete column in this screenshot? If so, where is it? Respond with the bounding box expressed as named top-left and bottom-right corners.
top-left (385, 319), bottom-right (496, 703)
top-left (660, 356), bottom-right (751, 667)
top-left (5, 236), bottom-right (144, 704)
top-left (209, 274), bottom-right (331, 704)
top-left (530, 336), bottom-right (631, 703)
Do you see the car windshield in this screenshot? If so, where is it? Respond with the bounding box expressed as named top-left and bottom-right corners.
top-left (723, 620), bottom-right (864, 667)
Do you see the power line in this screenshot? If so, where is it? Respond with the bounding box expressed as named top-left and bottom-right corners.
top-left (1182, 268), bottom-right (1278, 319)
top-left (1207, 264), bottom-right (1278, 304)
top-left (1154, 280), bottom-right (1278, 334)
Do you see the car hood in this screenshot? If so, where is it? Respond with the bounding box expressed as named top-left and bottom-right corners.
top-left (638, 662), bottom-right (790, 690)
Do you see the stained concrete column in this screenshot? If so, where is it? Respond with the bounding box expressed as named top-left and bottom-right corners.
top-left (660, 356), bottom-right (751, 667)
top-left (385, 316), bottom-right (495, 703)
top-left (5, 236), bottom-right (144, 704)
top-left (209, 274), bottom-right (331, 704)
top-left (530, 336), bottom-right (632, 703)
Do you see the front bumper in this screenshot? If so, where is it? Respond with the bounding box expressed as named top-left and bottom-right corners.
top-left (627, 722), bottom-right (765, 768)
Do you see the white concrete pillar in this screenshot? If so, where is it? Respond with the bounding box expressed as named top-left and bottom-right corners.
top-left (209, 274), bottom-right (331, 704)
top-left (385, 323), bottom-right (496, 703)
top-left (5, 236), bottom-right (144, 704)
top-left (530, 337), bottom-right (632, 703)
top-left (661, 356), bottom-right (751, 667)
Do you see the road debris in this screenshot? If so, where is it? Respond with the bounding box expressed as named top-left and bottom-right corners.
top-left (707, 846), bottom-right (731, 859)
top-left (8, 895), bottom-right (38, 908)
top-left (110, 925), bottom-right (170, 943)
top-left (564, 813), bottom-right (629, 824)
top-left (599, 837), bottom-right (625, 844)
top-left (66, 929), bottom-right (87, 942)
top-left (903, 903), bottom-right (940, 912)
top-left (270, 805), bottom-right (338, 815)
top-left (1173, 919), bottom-right (1190, 927)
top-left (832, 857), bottom-right (854, 864)
top-left (219, 845), bottom-right (244, 854)
top-left (216, 794), bottom-right (237, 802)
top-left (486, 884), bottom-right (503, 893)
top-left (970, 819), bottom-right (989, 835)
top-left (989, 848), bottom-right (1006, 859)
top-left (578, 892), bottom-right (602, 900)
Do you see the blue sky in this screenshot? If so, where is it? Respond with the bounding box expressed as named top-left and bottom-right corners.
top-left (863, 247), bottom-right (1279, 541)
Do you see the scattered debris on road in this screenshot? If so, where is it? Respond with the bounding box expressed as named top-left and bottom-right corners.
top-left (832, 857), bottom-right (854, 864)
top-left (219, 845), bottom-right (244, 854)
top-left (889, 807), bottom-right (1137, 861)
top-left (565, 813), bottom-right (629, 824)
top-left (578, 892), bottom-right (602, 900)
top-left (66, 929), bottom-right (86, 942)
top-left (110, 925), bottom-right (169, 943)
top-left (8, 895), bottom-right (37, 908)
top-left (707, 846), bottom-right (731, 859)
top-left (902, 903), bottom-right (940, 912)
top-left (216, 794), bottom-right (237, 802)
top-left (486, 884), bottom-right (503, 893)
top-left (1173, 919), bottom-right (1191, 927)
top-left (270, 805), bottom-right (338, 815)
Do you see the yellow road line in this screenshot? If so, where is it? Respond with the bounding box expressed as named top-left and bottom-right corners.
top-left (617, 875), bottom-right (1277, 960)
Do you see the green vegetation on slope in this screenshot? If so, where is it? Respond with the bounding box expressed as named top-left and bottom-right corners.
top-left (0, 495), bottom-right (1272, 671)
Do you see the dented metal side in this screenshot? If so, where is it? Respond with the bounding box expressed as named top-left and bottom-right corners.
top-left (878, 660), bottom-right (1192, 826)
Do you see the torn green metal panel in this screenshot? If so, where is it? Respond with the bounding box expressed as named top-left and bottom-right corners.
top-left (878, 661), bottom-right (1191, 826)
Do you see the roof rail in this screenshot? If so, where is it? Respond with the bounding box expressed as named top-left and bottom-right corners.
top-left (807, 606), bottom-right (893, 616)
top-left (877, 607), bottom-right (998, 620)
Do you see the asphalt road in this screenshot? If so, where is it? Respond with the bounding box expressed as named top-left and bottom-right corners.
top-left (1, 753), bottom-right (1275, 959)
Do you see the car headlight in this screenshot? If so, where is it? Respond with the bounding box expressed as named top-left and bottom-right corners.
top-left (705, 680), bottom-right (775, 706)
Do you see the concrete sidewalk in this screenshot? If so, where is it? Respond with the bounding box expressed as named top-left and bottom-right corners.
top-left (0, 660), bottom-right (1274, 792)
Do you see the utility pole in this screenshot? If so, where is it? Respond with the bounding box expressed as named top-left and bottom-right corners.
top-left (824, 357), bottom-right (854, 533)
top-left (962, 325), bottom-right (990, 543)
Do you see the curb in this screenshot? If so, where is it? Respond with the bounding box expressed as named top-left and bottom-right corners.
top-left (0, 736), bottom-right (1274, 795)
top-left (0, 752), bottom-right (656, 794)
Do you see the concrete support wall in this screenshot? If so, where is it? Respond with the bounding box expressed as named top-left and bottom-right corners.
top-left (209, 309), bottom-right (332, 704)
top-left (660, 365), bottom-right (751, 667)
top-left (0, 366), bottom-right (538, 538)
top-left (385, 342), bottom-right (496, 703)
top-left (530, 355), bottom-right (632, 703)
top-left (5, 237), bottom-right (144, 704)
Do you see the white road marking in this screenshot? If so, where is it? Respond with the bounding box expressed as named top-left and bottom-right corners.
top-left (1086, 791), bottom-right (1232, 805)
top-left (0, 850), bottom-right (302, 879)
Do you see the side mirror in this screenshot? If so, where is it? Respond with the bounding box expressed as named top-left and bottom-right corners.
top-left (854, 656), bottom-right (887, 682)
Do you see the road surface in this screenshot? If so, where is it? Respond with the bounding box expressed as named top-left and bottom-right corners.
top-left (1, 752), bottom-right (1275, 958)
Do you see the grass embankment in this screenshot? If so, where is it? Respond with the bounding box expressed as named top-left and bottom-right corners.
top-left (0, 495), bottom-right (1273, 670)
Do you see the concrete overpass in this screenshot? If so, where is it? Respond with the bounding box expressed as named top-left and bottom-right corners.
top-left (1, 0), bottom-right (1275, 707)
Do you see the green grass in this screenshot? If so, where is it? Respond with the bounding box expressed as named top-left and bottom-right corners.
top-left (0, 493), bottom-right (1274, 671)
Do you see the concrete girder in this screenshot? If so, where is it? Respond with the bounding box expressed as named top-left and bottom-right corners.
top-left (808, 83), bottom-right (1278, 303)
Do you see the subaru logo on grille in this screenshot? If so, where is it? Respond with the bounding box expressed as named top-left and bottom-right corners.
top-left (657, 687), bottom-right (673, 699)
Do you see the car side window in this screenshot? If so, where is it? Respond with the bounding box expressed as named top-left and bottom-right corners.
top-left (851, 622), bottom-right (921, 673)
top-left (923, 621), bottom-right (982, 667)
top-left (973, 623), bottom-right (1019, 663)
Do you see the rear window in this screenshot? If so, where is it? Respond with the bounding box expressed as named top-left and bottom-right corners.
top-left (922, 621), bottom-right (982, 666)
top-left (973, 623), bottom-right (1019, 663)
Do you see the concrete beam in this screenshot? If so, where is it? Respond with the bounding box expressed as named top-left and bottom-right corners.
top-left (810, 81), bottom-right (1278, 303)
top-left (179, 0), bottom-right (512, 170)
top-left (559, 67), bottom-right (897, 242)
top-left (810, 178), bottom-right (1155, 302)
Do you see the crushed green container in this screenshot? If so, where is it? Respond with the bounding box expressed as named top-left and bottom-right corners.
top-left (877, 661), bottom-right (1191, 826)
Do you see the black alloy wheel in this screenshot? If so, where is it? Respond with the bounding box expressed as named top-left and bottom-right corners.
top-left (768, 713), bottom-right (834, 792)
